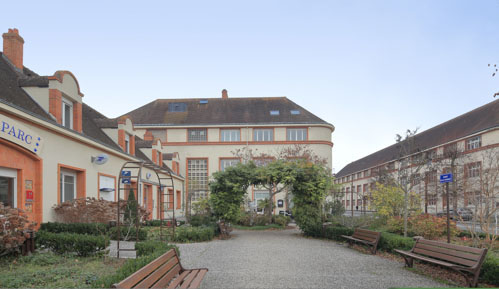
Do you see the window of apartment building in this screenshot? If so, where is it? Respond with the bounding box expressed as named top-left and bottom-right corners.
top-left (287, 128), bottom-right (307, 141)
top-left (168, 102), bottom-right (187, 112)
top-left (60, 169), bottom-right (76, 203)
top-left (351, 186), bottom-right (355, 193)
top-left (220, 158), bottom-right (240, 171)
top-left (253, 129), bottom-right (273, 142)
top-left (221, 129), bottom-right (240, 142)
top-left (270, 110), bottom-right (280, 115)
top-left (357, 199), bottom-right (362, 206)
top-left (254, 189), bottom-right (270, 212)
top-left (464, 191), bottom-right (481, 206)
top-left (426, 170), bottom-right (437, 183)
top-left (188, 129), bottom-right (207, 142)
top-left (387, 162), bottom-right (395, 170)
top-left (124, 133), bottom-right (130, 153)
top-left (412, 153), bottom-right (423, 165)
top-left (254, 158), bottom-right (273, 167)
top-left (99, 175), bottom-right (115, 202)
top-left (428, 194), bottom-right (437, 206)
top-left (466, 136), bottom-right (481, 151)
top-left (363, 184), bottom-right (368, 193)
top-left (176, 190), bottom-right (181, 209)
top-left (352, 174), bottom-right (356, 180)
top-left (363, 170), bottom-right (369, 177)
top-left (400, 158), bottom-right (409, 168)
top-left (356, 185), bottom-right (361, 193)
top-left (466, 162), bottom-right (481, 178)
top-left (346, 200), bottom-right (350, 207)
top-left (444, 143), bottom-right (457, 157)
top-left (62, 98), bottom-right (73, 129)
top-left (150, 130), bottom-right (167, 142)
top-left (411, 173), bottom-right (421, 186)
top-left (290, 110), bottom-right (300, 115)
top-left (346, 176), bottom-right (350, 182)
top-left (357, 172), bottom-right (362, 179)
top-left (187, 159), bottom-right (208, 201)
top-left (426, 149), bottom-right (436, 160)
top-left (346, 187), bottom-right (350, 194)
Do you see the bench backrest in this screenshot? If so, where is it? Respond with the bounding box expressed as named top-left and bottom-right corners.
top-left (412, 239), bottom-right (488, 268)
top-left (113, 249), bottom-right (182, 288)
top-left (352, 228), bottom-right (381, 243)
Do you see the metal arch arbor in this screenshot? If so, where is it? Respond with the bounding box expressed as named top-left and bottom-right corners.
top-left (116, 161), bottom-right (176, 258)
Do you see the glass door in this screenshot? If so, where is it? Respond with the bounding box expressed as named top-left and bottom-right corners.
top-left (0, 167), bottom-right (17, 208)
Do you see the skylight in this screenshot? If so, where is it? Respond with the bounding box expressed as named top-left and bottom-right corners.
top-left (199, 99), bottom-right (208, 104)
top-left (290, 110), bottom-right (300, 115)
top-left (270, 110), bottom-right (280, 115)
top-left (168, 102), bottom-right (187, 112)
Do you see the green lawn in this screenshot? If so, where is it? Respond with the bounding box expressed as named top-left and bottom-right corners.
top-left (0, 252), bottom-right (123, 288)
top-left (233, 224), bottom-right (285, 230)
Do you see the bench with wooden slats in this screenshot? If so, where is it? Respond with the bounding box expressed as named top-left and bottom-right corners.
top-left (341, 228), bottom-right (381, 254)
top-left (112, 249), bottom-right (208, 289)
top-left (394, 238), bottom-right (488, 287)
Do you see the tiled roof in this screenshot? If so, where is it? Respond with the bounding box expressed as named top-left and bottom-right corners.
top-left (81, 103), bottom-right (123, 151)
top-left (121, 97), bottom-right (332, 126)
top-left (336, 99), bottom-right (499, 178)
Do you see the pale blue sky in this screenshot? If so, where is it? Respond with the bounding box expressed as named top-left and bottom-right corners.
top-left (1, 0), bottom-right (498, 172)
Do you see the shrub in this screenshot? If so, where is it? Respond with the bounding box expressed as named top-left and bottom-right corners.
top-left (0, 203), bottom-right (36, 256)
top-left (108, 227), bottom-right (147, 241)
top-left (190, 215), bottom-right (215, 227)
top-left (135, 240), bottom-right (178, 257)
top-left (386, 215), bottom-right (458, 239)
top-left (237, 212), bottom-right (253, 226)
top-left (323, 225), bottom-right (354, 241)
top-left (480, 253), bottom-right (499, 286)
top-left (293, 206), bottom-right (323, 237)
top-left (40, 222), bottom-right (108, 235)
top-left (143, 220), bottom-right (162, 226)
top-left (254, 215), bottom-right (271, 226)
top-left (378, 232), bottom-right (415, 253)
top-left (272, 215), bottom-right (290, 227)
top-left (36, 230), bottom-right (108, 256)
top-left (175, 226), bottom-right (215, 243)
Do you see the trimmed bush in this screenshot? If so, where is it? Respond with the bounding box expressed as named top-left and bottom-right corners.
top-left (135, 240), bottom-right (178, 257)
top-left (108, 227), bottom-right (147, 241)
top-left (175, 226), bottom-right (215, 243)
top-left (190, 215), bottom-right (215, 227)
top-left (36, 230), bottom-right (108, 256)
top-left (40, 222), bottom-right (108, 236)
top-left (480, 253), bottom-right (499, 286)
top-left (272, 215), bottom-right (290, 227)
top-left (323, 225), bottom-right (354, 241)
top-left (378, 232), bottom-right (415, 253)
top-left (253, 215), bottom-right (271, 226)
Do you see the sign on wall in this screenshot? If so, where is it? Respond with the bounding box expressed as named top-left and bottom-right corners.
top-left (0, 114), bottom-right (44, 154)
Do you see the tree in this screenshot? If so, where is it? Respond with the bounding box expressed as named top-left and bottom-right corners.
top-left (370, 182), bottom-right (421, 218)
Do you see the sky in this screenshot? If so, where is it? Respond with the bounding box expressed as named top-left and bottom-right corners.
top-left (1, 0), bottom-right (498, 172)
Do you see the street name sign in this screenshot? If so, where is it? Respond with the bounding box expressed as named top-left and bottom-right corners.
top-left (439, 173), bottom-right (453, 183)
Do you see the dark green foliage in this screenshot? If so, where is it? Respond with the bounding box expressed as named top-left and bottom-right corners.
top-left (378, 231), bottom-right (415, 252)
top-left (174, 226), bottom-right (215, 243)
top-left (237, 212), bottom-right (252, 226)
top-left (323, 225), bottom-right (354, 241)
top-left (480, 253), bottom-right (499, 286)
top-left (293, 206), bottom-right (323, 237)
top-left (124, 189), bottom-right (138, 224)
top-left (36, 230), bottom-right (108, 256)
top-left (457, 230), bottom-right (490, 239)
top-left (254, 215), bottom-right (271, 226)
top-left (324, 200), bottom-right (345, 216)
top-left (135, 240), bottom-right (178, 257)
top-left (40, 222), bottom-right (108, 235)
top-left (190, 215), bottom-right (216, 227)
top-left (272, 215), bottom-right (290, 227)
top-left (108, 227), bottom-right (147, 241)
top-left (143, 220), bottom-right (163, 226)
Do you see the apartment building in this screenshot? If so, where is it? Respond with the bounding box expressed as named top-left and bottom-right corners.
top-left (120, 92), bottom-right (335, 214)
top-left (335, 100), bottom-right (499, 214)
top-left (0, 29), bottom-right (184, 224)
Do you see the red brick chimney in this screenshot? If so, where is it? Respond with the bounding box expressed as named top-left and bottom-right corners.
top-left (222, 89), bottom-right (228, 99)
top-left (2, 28), bottom-right (24, 70)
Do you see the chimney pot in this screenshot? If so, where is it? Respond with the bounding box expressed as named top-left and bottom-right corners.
top-left (2, 28), bottom-right (24, 70)
top-left (222, 89), bottom-right (228, 99)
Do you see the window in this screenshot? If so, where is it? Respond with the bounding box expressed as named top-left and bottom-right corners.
top-left (466, 162), bottom-right (481, 178)
top-left (363, 170), bottom-right (370, 177)
top-left (428, 194), bottom-right (437, 206)
top-left (254, 190), bottom-right (270, 212)
top-left (426, 170), bottom-right (437, 183)
top-left (287, 128), bottom-right (307, 141)
top-left (426, 150), bottom-right (436, 161)
top-left (253, 129), bottom-right (273, 141)
top-left (187, 159), bottom-right (208, 201)
top-left (444, 143), bottom-right (457, 157)
top-left (386, 162), bottom-right (395, 170)
top-left (466, 136), bottom-right (481, 151)
top-left (363, 184), bottom-right (368, 193)
top-left (99, 175), bottom-right (115, 201)
top-left (254, 158), bottom-right (273, 167)
top-left (357, 172), bottom-right (362, 179)
top-left (220, 129), bottom-right (240, 142)
top-left (220, 158), bottom-right (240, 171)
top-left (176, 190), bottom-right (181, 209)
top-left (124, 134), bottom-right (130, 153)
top-left (188, 129), bottom-right (207, 142)
top-left (290, 110), bottom-right (300, 115)
top-left (356, 185), bottom-right (361, 193)
top-left (62, 98), bottom-right (73, 129)
top-left (60, 170), bottom-right (76, 203)
top-left (411, 173), bottom-right (421, 186)
top-left (168, 102), bottom-right (187, 112)
top-left (270, 110), bottom-right (279, 115)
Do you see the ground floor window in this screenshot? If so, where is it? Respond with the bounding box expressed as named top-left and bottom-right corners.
top-left (60, 170), bottom-right (76, 203)
top-left (188, 159), bottom-right (208, 201)
top-left (0, 167), bottom-right (17, 208)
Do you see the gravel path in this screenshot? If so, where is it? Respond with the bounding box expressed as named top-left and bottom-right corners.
top-left (176, 228), bottom-right (445, 289)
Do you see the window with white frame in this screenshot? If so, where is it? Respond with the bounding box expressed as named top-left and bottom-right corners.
top-left (254, 189), bottom-right (270, 212)
top-left (188, 159), bottom-right (208, 201)
top-left (124, 133), bottom-right (130, 153)
top-left (467, 162), bottom-right (481, 178)
top-left (220, 129), bottom-right (240, 142)
top-left (62, 98), bottom-right (73, 129)
top-left (287, 128), bottom-right (307, 141)
top-left (253, 129), bottom-right (273, 141)
top-left (99, 175), bottom-right (115, 201)
top-left (466, 136), bottom-right (481, 151)
top-left (188, 129), bottom-right (207, 142)
top-left (220, 159), bottom-right (240, 171)
top-left (60, 170), bottom-right (76, 203)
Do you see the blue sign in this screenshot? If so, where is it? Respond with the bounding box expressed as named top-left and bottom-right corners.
top-left (440, 173), bottom-right (453, 183)
top-left (121, 171), bottom-right (131, 177)
top-left (122, 178), bottom-right (131, 184)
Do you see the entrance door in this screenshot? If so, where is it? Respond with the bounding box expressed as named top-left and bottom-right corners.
top-left (0, 167), bottom-right (17, 208)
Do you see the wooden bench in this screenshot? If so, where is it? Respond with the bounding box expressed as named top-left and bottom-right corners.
top-left (112, 249), bottom-right (208, 289)
top-left (395, 238), bottom-right (488, 287)
top-left (341, 228), bottom-right (381, 254)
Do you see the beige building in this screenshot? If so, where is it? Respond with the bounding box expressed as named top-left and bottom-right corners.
top-left (335, 100), bottom-right (499, 215)
top-left (0, 29), bottom-right (184, 225)
top-left (119, 92), bottom-right (335, 214)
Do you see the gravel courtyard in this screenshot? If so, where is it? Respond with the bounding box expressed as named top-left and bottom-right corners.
top-left (176, 227), bottom-right (445, 289)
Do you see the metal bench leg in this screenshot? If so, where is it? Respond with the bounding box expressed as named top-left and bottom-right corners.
top-left (401, 256), bottom-right (413, 268)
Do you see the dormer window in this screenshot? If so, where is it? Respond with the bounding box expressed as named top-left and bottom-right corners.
top-left (62, 97), bottom-right (73, 129)
top-left (124, 134), bottom-right (130, 153)
top-left (270, 110), bottom-right (279, 115)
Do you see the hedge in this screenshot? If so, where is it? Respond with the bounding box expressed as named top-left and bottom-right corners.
top-left (378, 232), bottom-right (415, 252)
top-left (108, 227), bottom-right (147, 241)
top-left (40, 222), bottom-right (108, 236)
top-left (323, 225), bottom-right (354, 241)
top-left (480, 253), bottom-right (499, 286)
top-left (175, 226), bottom-right (215, 243)
top-left (36, 230), bottom-right (108, 256)
top-left (135, 240), bottom-right (178, 257)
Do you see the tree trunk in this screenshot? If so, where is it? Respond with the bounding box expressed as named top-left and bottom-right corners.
top-left (403, 190), bottom-right (408, 237)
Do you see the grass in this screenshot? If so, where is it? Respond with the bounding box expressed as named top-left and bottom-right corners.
top-left (233, 224), bottom-right (285, 230)
top-left (0, 251), bottom-right (124, 288)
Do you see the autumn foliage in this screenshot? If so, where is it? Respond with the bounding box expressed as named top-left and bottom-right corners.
top-left (0, 203), bottom-right (36, 256)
